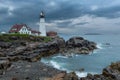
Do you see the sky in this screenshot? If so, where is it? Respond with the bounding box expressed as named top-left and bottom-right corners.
top-left (0, 0), bottom-right (120, 34)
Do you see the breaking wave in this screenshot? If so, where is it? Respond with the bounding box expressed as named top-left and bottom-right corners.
top-left (75, 71), bottom-right (97, 77)
top-left (97, 43), bottom-right (103, 49)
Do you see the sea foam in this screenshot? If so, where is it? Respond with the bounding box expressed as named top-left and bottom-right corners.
top-left (75, 71), bottom-right (88, 77)
top-left (88, 43), bottom-right (103, 55)
top-left (50, 60), bottom-right (61, 69)
top-left (41, 58), bottom-right (98, 78)
top-left (49, 60), bottom-right (68, 71)
top-left (75, 71), bottom-right (97, 77)
top-left (97, 43), bottom-right (103, 49)
top-left (53, 55), bottom-right (68, 59)
top-left (48, 60), bottom-right (97, 78)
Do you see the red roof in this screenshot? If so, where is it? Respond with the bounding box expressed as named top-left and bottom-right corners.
top-left (47, 31), bottom-right (57, 36)
top-left (9, 24), bottom-right (27, 33)
top-left (9, 24), bottom-right (40, 34)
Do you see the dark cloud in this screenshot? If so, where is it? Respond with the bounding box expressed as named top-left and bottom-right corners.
top-left (88, 6), bottom-right (120, 18)
top-left (46, 2), bottom-right (83, 20)
top-left (76, 22), bottom-right (89, 25)
top-left (0, 8), bottom-right (8, 14)
top-left (56, 21), bottom-right (72, 28)
top-left (0, 0), bottom-right (120, 33)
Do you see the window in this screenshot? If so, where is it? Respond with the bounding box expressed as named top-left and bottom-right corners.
top-left (12, 28), bottom-right (17, 30)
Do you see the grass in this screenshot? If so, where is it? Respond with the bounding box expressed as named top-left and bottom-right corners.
top-left (0, 33), bottom-right (52, 42)
top-left (43, 36), bottom-right (52, 42)
top-left (2, 33), bottom-right (30, 37)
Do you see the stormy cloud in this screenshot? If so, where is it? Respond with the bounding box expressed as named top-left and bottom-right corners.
top-left (0, 0), bottom-right (120, 34)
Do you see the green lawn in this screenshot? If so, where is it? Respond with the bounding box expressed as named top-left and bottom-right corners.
top-left (0, 33), bottom-right (52, 42)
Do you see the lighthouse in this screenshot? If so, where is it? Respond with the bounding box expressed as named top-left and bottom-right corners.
top-left (39, 11), bottom-right (46, 36)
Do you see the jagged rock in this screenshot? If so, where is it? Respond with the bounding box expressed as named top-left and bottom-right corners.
top-left (46, 72), bottom-right (79, 80)
top-left (0, 37), bottom-right (65, 62)
top-left (8, 56), bottom-right (20, 62)
top-left (65, 37), bottom-right (97, 54)
top-left (0, 35), bottom-right (98, 79)
top-left (0, 52), bottom-right (6, 57)
top-left (54, 37), bottom-right (66, 48)
top-left (0, 42), bottom-right (11, 48)
top-left (102, 62), bottom-right (120, 80)
top-left (81, 61), bottom-right (120, 80)
top-left (64, 72), bottom-right (79, 80)
top-left (11, 77), bottom-right (19, 80)
top-left (0, 59), bottom-right (11, 70)
top-left (51, 72), bottom-right (66, 80)
top-left (87, 73), bottom-right (94, 79)
top-left (0, 59), bottom-right (11, 75)
top-left (0, 36), bottom-right (96, 63)
top-left (9, 36), bottom-right (18, 40)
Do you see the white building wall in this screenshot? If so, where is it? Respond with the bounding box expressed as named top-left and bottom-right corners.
top-left (19, 26), bottom-right (31, 35)
top-left (31, 33), bottom-right (39, 36)
top-left (39, 18), bottom-right (46, 36)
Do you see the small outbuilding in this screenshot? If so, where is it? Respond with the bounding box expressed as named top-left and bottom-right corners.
top-left (0, 31), bottom-right (6, 34)
top-left (47, 31), bottom-right (57, 37)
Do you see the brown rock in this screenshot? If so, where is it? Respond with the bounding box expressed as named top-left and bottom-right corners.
top-left (0, 59), bottom-right (11, 70)
top-left (0, 52), bottom-right (6, 57)
top-left (47, 72), bottom-right (66, 80)
top-left (64, 72), bottom-right (79, 80)
top-left (12, 77), bottom-right (18, 80)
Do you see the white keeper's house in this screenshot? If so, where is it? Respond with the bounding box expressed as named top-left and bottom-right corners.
top-left (9, 24), bottom-right (40, 36)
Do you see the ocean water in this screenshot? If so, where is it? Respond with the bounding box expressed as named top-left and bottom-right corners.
top-left (41, 34), bottom-right (120, 77)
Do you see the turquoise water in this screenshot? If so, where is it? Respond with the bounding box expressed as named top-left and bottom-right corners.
top-left (41, 34), bottom-right (120, 77)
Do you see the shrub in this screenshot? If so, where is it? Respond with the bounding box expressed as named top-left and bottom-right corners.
top-left (43, 37), bottom-right (52, 42)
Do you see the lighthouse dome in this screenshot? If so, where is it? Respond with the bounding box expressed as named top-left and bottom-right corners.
top-left (40, 11), bottom-right (45, 18)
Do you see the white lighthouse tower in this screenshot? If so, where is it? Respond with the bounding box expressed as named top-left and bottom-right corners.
top-left (39, 11), bottom-right (46, 36)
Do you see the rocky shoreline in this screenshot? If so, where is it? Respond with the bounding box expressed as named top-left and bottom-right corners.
top-left (47, 61), bottom-right (120, 80)
top-left (0, 35), bottom-right (97, 63)
top-left (80, 61), bottom-right (120, 80)
top-left (0, 34), bottom-right (119, 80)
top-left (0, 61), bottom-right (62, 80)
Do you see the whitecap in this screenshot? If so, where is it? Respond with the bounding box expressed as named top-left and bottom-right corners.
top-left (49, 60), bottom-right (72, 72)
top-left (75, 71), bottom-right (98, 77)
top-left (97, 43), bottom-right (103, 49)
top-left (41, 59), bottom-right (48, 64)
top-left (92, 50), bottom-right (99, 54)
top-left (53, 55), bottom-right (68, 59)
top-left (75, 71), bottom-right (88, 77)
top-left (75, 54), bottom-right (79, 57)
top-left (50, 60), bottom-right (61, 69)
